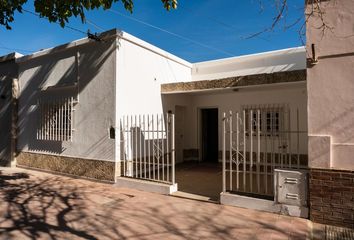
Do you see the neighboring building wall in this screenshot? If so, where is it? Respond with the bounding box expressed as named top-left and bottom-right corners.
top-left (115, 32), bottom-right (192, 163)
top-left (306, 0), bottom-right (354, 227)
top-left (16, 35), bottom-right (117, 181)
top-left (0, 54), bottom-right (19, 166)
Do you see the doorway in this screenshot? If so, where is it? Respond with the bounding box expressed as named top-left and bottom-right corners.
top-left (174, 107), bottom-right (221, 202)
top-left (201, 108), bottom-right (219, 162)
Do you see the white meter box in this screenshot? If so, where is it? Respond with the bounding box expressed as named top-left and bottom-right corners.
top-left (274, 169), bottom-right (308, 207)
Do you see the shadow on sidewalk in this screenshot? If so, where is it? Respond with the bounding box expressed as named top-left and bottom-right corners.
top-left (0, 170), bottom-right (97, 240)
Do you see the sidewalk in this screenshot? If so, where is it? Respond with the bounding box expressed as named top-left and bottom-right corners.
top-left (0, 167), bottom-right (315, 239)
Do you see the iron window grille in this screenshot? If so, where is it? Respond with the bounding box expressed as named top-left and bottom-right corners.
top-left (37, 97), bottom-right (75, 141)
top-left (243, 105), bottom-right (287, 137)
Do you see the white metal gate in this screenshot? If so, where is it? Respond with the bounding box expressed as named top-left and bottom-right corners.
top-left (222, 106), bottom-right (307, 197)
top-left (119, 113), bottom-right (175, 185)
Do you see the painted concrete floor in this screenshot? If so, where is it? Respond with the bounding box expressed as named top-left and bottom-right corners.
top-left (0, 167), bottom-right (317, 240)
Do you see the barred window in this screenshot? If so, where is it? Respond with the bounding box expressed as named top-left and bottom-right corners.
top-left (244, 105), bottom-right (285, 136)
top-left (37, 97), bottom-right (75, 141)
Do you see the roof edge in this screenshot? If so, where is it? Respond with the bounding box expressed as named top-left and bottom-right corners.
top-left (16, 29), bottom-right (121, 63)
top-left (0, 52), bottom-right (23, 63)
top-left (120, 31), bottom-right (192, 68)
top-left (193, 46), bottom-right (306, 66)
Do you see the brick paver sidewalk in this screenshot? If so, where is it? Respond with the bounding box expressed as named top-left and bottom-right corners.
top-left (0, 167), bottom-right (315, 239)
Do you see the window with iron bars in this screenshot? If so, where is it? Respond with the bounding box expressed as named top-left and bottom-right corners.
top-left (243, 105), bottom-right (286, 137)
top-left (37, 97), bottom-right (75, 141)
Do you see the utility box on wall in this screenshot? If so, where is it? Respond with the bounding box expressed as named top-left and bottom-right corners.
top-left (274, 169), bottom-right (309, 218)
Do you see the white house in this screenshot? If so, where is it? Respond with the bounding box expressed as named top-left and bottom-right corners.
top-left (0, 29), bottom-right (308, 217)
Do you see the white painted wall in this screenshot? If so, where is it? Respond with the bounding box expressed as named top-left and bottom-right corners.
top-left (115, 32), bottom-right (192, 160)
top-left (163, 82), bottom-right (308, 159)
top-left (192, 47), bottom-right (306, 81)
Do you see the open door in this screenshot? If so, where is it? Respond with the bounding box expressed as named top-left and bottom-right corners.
top-left (201, 108), bottom-right (218, 162)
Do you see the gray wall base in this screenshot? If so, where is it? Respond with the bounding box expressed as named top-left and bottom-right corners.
top-left (115, 177), bottom-right (178, 195)
top-left (220, 192), bottom-right (308, 218)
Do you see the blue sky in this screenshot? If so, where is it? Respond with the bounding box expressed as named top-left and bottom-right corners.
top-left (0, 0), bottom-right (305, 62)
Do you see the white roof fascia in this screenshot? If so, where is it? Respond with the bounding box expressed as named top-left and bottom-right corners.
top-left (120, 31), bottom-right (192, 68)
top-left (191, 46), bottom-right (306, 81)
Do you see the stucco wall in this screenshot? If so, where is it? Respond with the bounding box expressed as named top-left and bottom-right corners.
top-left (306, 0), bottom-right (354, 171)
top-left (115, 32), bottom-right (192, 160)
top-left (17, 38), bottom-right (116, 162)
top-left (0, 57), bottom-right (18, 166)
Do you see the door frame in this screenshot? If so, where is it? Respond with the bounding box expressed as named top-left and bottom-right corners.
top-left (175, 105), bottom-right (187, 164)
top-left (197, 106), bottom-right (219, 162)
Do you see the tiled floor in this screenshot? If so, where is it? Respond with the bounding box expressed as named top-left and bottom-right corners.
top-left (0, 167), bottom-right (314, 239)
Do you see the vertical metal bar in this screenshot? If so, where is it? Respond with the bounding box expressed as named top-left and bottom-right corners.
top-left (36, 100), bottom-right (39, 140)
top-left (278, 107), bottom-right (281, 169)
top-left (127, 115), bottom-right (130, 176)
top-left (51, 101), bottom-right (53, 141)
top-left (250, 109), bottom-right (253, 193)
top-left (52, 100), bottom-right (55, 141)
top-left (288, 108), bottom-right (291, 168)
top-left (157, 114), bottom-right (160, 181)
top-left (143, 114), bottom-right (146, 179)
top-left (139, 114), bottom-right (142, 178)
top-left (58, 99), bottom-right (63, 141)
top-left (257, 109), bottom-right (261, 194)
top-left (70, 97), bottom-right (74, 142)
top-left (166, 113), bottom-right (170, 183)
top-left (229, 111), bottom-right (233, 191)
top-left (162, 114), bottom-right (165, 182)
top-left (47, 101), bottom-right (49, 140)
top-left (264, 109), bottom-right (268, 195)
top-left (148, 114), bottom-right (151, 179)
top-left (37, 100), bottom-right (39, 139)
top-left (68, 98), bottom-right (71, 141)
top-left (41, 100), bottom-right (44, 140)
top-left (297, 108), bottom-right (300, 169)
top-left (67, 98), bottom-right (70, 141)
top-left (43, 101), bottom-right (46, 140)
top-left (152, 114), bottom-right (155, 180)
top-left (171, 114), bottom-right (175, 185)
top-left (38, 100), bottom-right (41, 140)
top-left (135, 115), bottom-right (138, 178)
top-left (54, 100), bottom-right (57, 141)
top-left (243, 110), bottom-right (246, 192)
top-left (130, 115), bottom-right (133, 176)
top-left (65, 99), bottom-right (68, 141)
top-left (222, 112), bottom-right (226, 193)
top-left (59, 99), bottom-right (62, 141)
top-left (63, 98), bottom-right (66, 141)
top-left (55, 100), bottom-right (58, 141)
top-left (48, 100), bottom-right (52, 140)
top-left (122, 116), bottom-right (126, 176)
top-left (271, 109), bottom-right (275, 193)
top-left (60, 99), bottom-right (63, 141)
top-left (236, 112), bottom-right (240, 190)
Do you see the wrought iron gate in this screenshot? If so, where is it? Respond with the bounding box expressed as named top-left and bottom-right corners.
top-left (222, 105), bottom-right (307, 197)
top-left (119, 113), bottom-right (175, 185)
